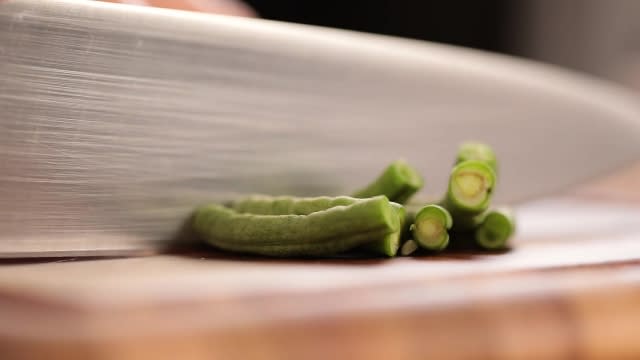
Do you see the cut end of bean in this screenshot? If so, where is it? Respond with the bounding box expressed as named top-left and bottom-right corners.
top-left (361, 201), bottom-right (405, 257)
top-left (400, 239), bottom-right (419, 256)
top-left (475, 208), bottom-right (515, 250)
top-left (411, 204), bottom-right (452, 251)
top-left (447, 160), bottom-right (495, 214)
top-left (383, 202), bottom-right (407, 256)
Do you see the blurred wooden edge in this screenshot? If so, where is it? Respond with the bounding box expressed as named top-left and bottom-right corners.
top-left (572, 161), bottom-right (640, 203)
top-left (0, 261), bottom-right (639, 360)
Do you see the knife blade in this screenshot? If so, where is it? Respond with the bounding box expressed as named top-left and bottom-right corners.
top-left (1, 0), bottom-right (639, 256)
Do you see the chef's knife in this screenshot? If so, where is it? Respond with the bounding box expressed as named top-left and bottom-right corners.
top-left (1, 0), bottom-right (639, 257)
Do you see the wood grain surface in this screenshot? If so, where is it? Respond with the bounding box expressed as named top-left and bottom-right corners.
top-left (0, 165), bottom-right (639, 360)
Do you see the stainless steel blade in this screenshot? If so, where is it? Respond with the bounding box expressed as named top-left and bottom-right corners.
top-left (1, 0), bottom-right (640, 256)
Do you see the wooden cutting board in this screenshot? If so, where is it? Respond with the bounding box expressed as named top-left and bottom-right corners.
top-left (1, 165), bottom-right (639, 360)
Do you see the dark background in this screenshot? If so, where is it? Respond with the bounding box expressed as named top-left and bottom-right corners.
top-left (245, 0), bottom-right (512, 54)
top-left (242, 1), bottom-right (640, 90)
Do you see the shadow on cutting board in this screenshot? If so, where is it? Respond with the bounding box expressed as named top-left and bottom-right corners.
top-left (0, 212), bottom-right (512, 266)
top-left (170, 240), bottom-right (511, 265)
top-left (0, 256), bottom-right (130, 266)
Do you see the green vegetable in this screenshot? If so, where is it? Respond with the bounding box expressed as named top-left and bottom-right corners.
top-left (400, 239), bottom-right (419, 256)
top-left (410, 204), bottom-right (452, 251)
top-left (441, 160), bottom-right (496, 229)
top-left (452, 143), bottom-right (515, 249)
top-left (456, 142), bottom-right (498, 174)
top-left (352, 159), bottom-right (424, 204)
top-left (232, 195), bottom-right (358, 215)
top-left (474, 208), bottom-right (515, 250)
top-left (233, 195), bottom-right (406, 257)
top-left (193, 196), bottom-right (399, 257)
top-left (402, 205), bottom-right (419, 241)
top-left (193, 141), bottom-right (516, 259)
top-left (360, 202), bottom-right (406, 257)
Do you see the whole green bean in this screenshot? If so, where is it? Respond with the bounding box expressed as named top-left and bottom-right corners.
top-left (193, 196), bottom-right (399, 257)
top-left (352, 160), bottom-right (424, 204)
top-left (410, 204), bottom-right (452, 251)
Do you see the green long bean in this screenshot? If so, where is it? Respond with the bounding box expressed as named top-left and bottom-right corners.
top-left (232, 195), bottom-right (358, 215)
top-left (193, 196), bottom-right (399, 257)
top-left (232, 195), bottom-right (406, 257)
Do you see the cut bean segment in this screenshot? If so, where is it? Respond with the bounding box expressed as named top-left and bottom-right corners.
top-left (361, 202), bottom-right (406, 257)
top-left (475, 208), bottom-right (515, 250)
top-left (442, 160), bottom-right (496, 218)
top-left (410, 204), bottom-right (452, 251)
top-left (352, 159), bottom-right (424, 204)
